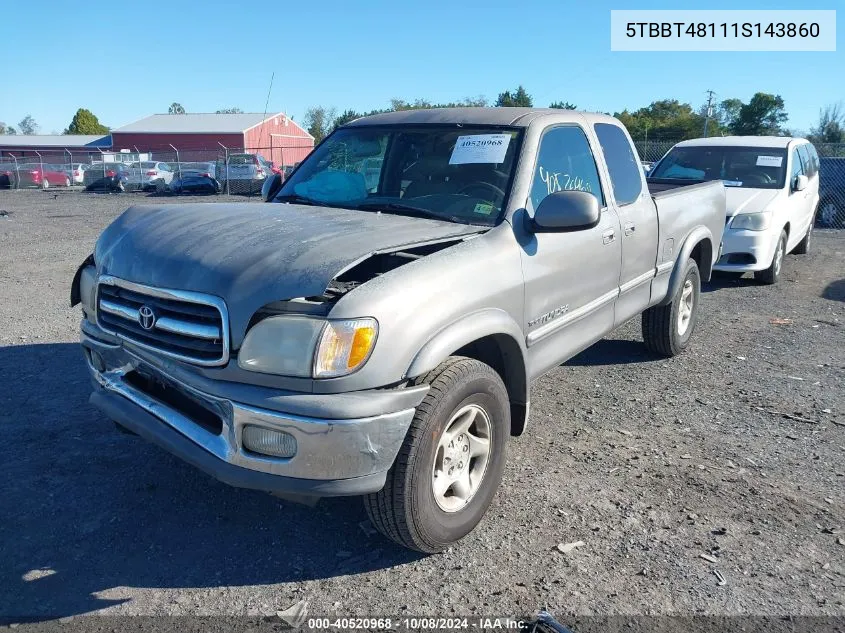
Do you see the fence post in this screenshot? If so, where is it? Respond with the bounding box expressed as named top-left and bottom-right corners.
top-left (11, 154), bottom-right (19, 190)
top-left (218, 142), bottom-right (229, 195)
top-left (169, 143), bottom-right (181, 181)
top-left (65, 149), bottom-right (72, 186)
top-left (34, 151), bottom-right (44, 189)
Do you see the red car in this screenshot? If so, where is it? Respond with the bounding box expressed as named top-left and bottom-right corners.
top-left (18, 163), bottom-right (71, 188)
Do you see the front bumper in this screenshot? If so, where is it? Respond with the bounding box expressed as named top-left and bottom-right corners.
top-left (81, 322), bottom-right (422, 496)
top-left (713, 228), bottom-right (777, 272)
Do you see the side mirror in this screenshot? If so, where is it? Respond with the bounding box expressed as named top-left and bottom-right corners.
top-left (261, 172), bottom-right (282, 202)
top-left (525, 191), bottom-right (600, 233)
top-left (793, 174), bottom-right (808, 192)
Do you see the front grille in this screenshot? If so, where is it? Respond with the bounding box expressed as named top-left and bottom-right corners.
top-left (96, 277), bottom-right (229, 366)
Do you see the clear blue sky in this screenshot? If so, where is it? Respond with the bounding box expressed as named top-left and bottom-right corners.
top-left (0, 0), bottom-right (841, 135)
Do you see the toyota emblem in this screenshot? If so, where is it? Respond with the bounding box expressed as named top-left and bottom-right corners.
top-left (138, 305), bottom-right (157, 330)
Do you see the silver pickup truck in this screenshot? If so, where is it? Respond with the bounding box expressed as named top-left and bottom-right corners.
top-left (72, 108), bottom-right (725, 552)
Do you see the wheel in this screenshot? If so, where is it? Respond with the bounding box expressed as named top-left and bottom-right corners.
top-left (755, 230), bottom-right (786, 285)
top-left (65, 176), bottom-right (71, 187)
top-left (364, 356), bottom-right (510, 553)
top-left (793, 220), bottom-right (812, 255)
top-left (42, 178), bottom-right (49, 189)
top-left (642, 257), bottom-right (701, 357)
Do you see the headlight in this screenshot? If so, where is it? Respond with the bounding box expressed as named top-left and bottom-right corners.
top-left (731, 211), bottom-right (772, 231)
top-left (238, 316), bottom-right (378, 378)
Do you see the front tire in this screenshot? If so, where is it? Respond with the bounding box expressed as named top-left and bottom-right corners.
top-left (42, 178), bottom-right (49, 189)
top-left (364, 356), bottom-right (510, 553)
top-left (642, 257), bottom-right (701, 357)
top-left (755, 230), bottom-right (786, 285)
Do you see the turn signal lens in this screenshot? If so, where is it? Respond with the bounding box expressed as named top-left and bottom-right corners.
top-left (314, 318), bottom-right (378, 378)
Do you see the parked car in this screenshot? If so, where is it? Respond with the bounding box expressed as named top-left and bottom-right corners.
top-left (218, 153), bottom-right (272, 193)
top-left (83, 163), bottom-right (131, 192)
top-left (169, 162), bottom-right (220, 194)
top-left (648, 136), bottom-right (819, 284)
top-left (818, 156), bottom-right (845, 227)
top-left (70, 163), bottom-right (91, 185)
top-left (18, 163), bottom-right (72, 188)
top-left (72, 108), bottom-right (725, 552)
top-left (126, 161), bottom-right (175, 191)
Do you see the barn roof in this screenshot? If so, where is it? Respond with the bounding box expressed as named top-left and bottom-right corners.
top-left (113, 113), bottom-right (291, 134)
top-left (0, 134), bottom-right (111, 148)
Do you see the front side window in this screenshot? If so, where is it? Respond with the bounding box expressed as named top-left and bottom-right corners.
top-left (594, 123), bottom-right (642, 205)
top-left (275, 125), bottom-right (523, 226)
top-left (528, 126), bottom-right (604, 212)
top-left (650, 146), bottom-right (788, 190)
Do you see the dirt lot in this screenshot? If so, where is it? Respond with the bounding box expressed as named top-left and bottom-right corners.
top-left (0, 189), bottom-right (843, 626)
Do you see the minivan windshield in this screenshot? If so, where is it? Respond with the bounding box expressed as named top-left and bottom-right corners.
top-left (274, 125), bottom-right (523, 226)
top-left (650, 146), bottom-right (788, 190)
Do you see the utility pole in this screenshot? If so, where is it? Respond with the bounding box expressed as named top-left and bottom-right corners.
top-left (703, 89), bottom-right (716, 137)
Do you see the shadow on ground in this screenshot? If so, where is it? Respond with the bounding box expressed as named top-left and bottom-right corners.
top-left (822, 279), bottom-right (845, 302)
top-left (565, 338), bottom-right (655, 367)
top-left (0, 343), bottom-right (420, 620)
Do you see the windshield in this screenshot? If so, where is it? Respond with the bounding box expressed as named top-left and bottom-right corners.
top-left (650, 146), bottom-right (788, 189)
top-left (274, 125), bottom-right (523, 226)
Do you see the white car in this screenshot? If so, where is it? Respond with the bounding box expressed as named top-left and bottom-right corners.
top-left (127, 161), bottom-right (175, 191)
top-left (70, 163), bottom-right (90, 185)
top-left (648, 136), bottom-right (819, 284)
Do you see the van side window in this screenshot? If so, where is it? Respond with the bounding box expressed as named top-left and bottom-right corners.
top-left (529, 126), bottom-right (604, 211)
top-left (790, 147), bottom-right (804, 190)
top-left (797, 145), bottom-right (815, 178)
top-left (594, 122), bottom-right (643, 205)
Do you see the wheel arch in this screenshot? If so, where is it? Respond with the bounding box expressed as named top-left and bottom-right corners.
top-left (659, 227), bottom-right (713, 305)
top-left (405, 309), bottom-right (530, 436)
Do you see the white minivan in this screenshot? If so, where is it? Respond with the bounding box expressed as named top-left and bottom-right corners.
top-left (649, 137), bottom-right (820, 284)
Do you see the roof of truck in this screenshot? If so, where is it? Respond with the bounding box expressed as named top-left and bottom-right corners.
top-left (343, 107), bottom-right (617, 128)
top-left (674, 136), bottom-right (806, 149)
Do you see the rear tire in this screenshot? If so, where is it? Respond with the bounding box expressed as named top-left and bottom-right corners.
top-left (42, 178), bottom-right (49, 189)
top-left (754, 230), bottom-right (786, 285)
top-left (793, 221), bottom-right (812, 255)
top-left (65, 176), bottom-right (71, 187)
top-left (642, 257), bottom-right (701, 358)
top-left (364, 356), bottom-right (510, 553)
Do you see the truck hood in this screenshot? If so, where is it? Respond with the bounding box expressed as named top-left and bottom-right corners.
top-left (725, 188), bottom-right (780, 219)
top-left (95, 202), bottom-right (482, 345)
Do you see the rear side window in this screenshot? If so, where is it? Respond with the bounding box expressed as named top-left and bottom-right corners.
top-left (797, 145), bottom-right (815, 177)
top-left (594, 123), bottom-right (643, 205)
top-left (528, 125), bottom-right (604, 211)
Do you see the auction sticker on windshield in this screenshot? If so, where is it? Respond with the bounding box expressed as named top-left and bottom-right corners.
top-left (756, 155), bottom-right (783, 167)
top-left (449, 134), bottom-right (511, 165)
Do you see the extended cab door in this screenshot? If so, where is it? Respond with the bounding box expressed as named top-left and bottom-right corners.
top-left (519, 124), bottom-right (622, 379)
top-left (593, 122), bottom-right (659, 326)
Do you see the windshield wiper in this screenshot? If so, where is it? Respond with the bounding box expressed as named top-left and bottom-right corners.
top-left (356, 201), bottom-right (465, 224)
top-left (273, 193), bottom-right (327, 206)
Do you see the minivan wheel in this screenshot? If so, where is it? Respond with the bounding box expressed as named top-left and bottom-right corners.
top-left (364, 356), bottom-right (509, 553)
top-left (642, 257), bottom-right (701, 357)
top-left (755, 230), bottom-right (787, 285)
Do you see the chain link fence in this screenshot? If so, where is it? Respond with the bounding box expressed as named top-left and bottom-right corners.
top-left (2, 139), bottom-right (844, 229)
top-left (0, 144), bottom-right (311, 197)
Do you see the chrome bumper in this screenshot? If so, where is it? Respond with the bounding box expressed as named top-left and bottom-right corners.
top-left (81, 325), bottom-right (416, 496)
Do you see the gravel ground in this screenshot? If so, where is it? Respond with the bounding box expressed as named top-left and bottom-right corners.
top-left (0, 189), bottom-right (843, 626)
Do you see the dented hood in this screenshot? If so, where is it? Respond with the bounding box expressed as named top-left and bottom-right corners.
top-left (95, 202), bottom-right (481, 344)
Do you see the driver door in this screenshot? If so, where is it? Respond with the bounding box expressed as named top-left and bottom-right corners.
top-left (519, 124), bottom-right (622, 379)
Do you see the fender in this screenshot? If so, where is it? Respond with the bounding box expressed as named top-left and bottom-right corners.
top-left (405, 308), bottom-right (530, 434)
top-left (658, 226), bottom-right (714, 306)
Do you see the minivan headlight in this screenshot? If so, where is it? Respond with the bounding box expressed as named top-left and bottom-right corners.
top-left (731, 211), bottom-right (772, 231)
top-left (238, 316), bottom-right (378, 378)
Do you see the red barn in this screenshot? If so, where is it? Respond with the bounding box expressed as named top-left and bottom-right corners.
top-left (110, 112), bottom-right (314, 168)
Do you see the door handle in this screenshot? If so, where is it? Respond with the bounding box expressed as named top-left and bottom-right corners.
top-left (602, 229), bottom-right (616, 245)
top-left (624, 222), bottom-right (636, 236)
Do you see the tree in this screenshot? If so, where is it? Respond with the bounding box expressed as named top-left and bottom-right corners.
top-left (302, 105), bottom-right (337, 143)
top-left (18, 115), bottom-right (38, 135)
top-left (0, 122), bottom-right (13, 135)
top-left (64, 108), bottom-right (109, 135)
top-left (715, 98), bottom-right (743, 130)
top-left (808, 103), bottom-right (844, 144)
top-left (549, 101), bottom-right (577, 110)
top-left (729, 93), bottom-right (788, 136)
top-left (216, 107), bottom-right (243, 114)
top-left (496, 85), bottom-right (532, 107)
top-left (168, 102), bottom-right (186, 115)
top-left (333, 109), bottom-right (363, 129)
top-left (615, 99), bottom-right (711, 141)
